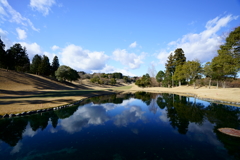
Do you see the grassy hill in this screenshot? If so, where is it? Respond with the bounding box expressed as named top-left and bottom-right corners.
top-left (0, 68), bottom-right (83, 91)
top-left (0, 69), bottom-right (128, 115)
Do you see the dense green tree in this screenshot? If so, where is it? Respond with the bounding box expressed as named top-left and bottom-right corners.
top-left (173, 65), bottom-right (185, 86)
top-left (173, 48), bottom-right (186, 86)
top-left (0, 37), bottom-right (6, 68)
top-left (6, 43), bottom-right (30, 72)
top-left (55, 65), bottom-right (80, 82)
top-left (51, 56), bottom-right (59, 76)
top-left (156, 70), bottom-right (165, 86)
top-left (218, 26), bottom-right (240, 71)
top-left (182, 60), bottom-right (202, 89)
top-left (123, 76), bottom-right (130, 83)
top-left (173, 48), bottom-right (186, 67)
top-left (112, 72), bottom-right (123, 79)
top-left (209, 26), bottom-right (240, 88)
top-left (211, 53), bottom-right (237, 88)
top-left (162, 71), bottom-right (172, 87)
top-left (110, 78), bottom-right (116, 85)
top-left (90, 75), bottom-right (100, 83)
top-left (135, 73), bottom-right (151, 88)
top-left (165, 53), bottom-right (175, 74)
top-left (39, 55), bottom-right (51, 76)
top-left (203, 62), bottom-right (214, 89)
top-left (30, 54), bottom-right (42, 74)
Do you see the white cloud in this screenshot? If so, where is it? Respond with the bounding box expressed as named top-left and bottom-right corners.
top-left (112, 49), bottom-right (145, 69)
top-left (60, 44), bottom-right (109, 72)
top-left (19, 42), bottom-right (56, 62)
top-left (92, 64), bottom-right (136, 76)
top-left (157, 15), bottom-right (238, 63)
top-left (10, 142), bottom-right (22, 154)
top-left (23, 123), bottom-right (38, 137)
top-left (16, 28), bottom-right (27, 40)
top-left (159, 109), bottom-right (168, 122)
top-left (0, 28), bottom-right (12, 49)
top-left (60, 104), bottom-right (110, 134)
top-left (19, 42), bottom-right (42, 60)
top-left (129, 41), bottom-right (137, 48)
top-left (51, 45), bottom-right (59, 51)
top-left (188, 121), bottom-right (222, 146)
top-left (113, 106), bottom-right (146, 127)
top-left (44, 51), bottom-right (55, 61)
top-left (0, 0), bottom-right (39, 31)
top-left (157, 50), bottom-right (173, 65)
top-left (30, 0), bottom-right (55, 16)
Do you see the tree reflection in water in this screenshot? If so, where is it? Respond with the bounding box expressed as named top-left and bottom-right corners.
top-left (0, 92), bottom-right (239, 159)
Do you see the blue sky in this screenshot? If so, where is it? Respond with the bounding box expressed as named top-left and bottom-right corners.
top-left (0, 0), bottom-right (239, 76)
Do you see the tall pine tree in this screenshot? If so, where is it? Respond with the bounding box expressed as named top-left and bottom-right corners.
top-left (165, 53), bottom-right (175, 74)
top-left (6, 43), bottom-right (30, 72)
top-left (51, 56), bottom-right (59, 77)
top-left (173, 48), bottom-right (186, 67)
top-left (173, 48), bottom-right (186, 86)
top-left (39, 55), bottom-right (51, 76)
top-left (30, 54), bottom-right (42, 75)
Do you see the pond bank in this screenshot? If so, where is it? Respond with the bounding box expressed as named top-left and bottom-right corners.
top-left (0, 90), bottom-right (119, 117)
top-left (1, 85), bottom-right (240, 117)
top-left (125, 84), bottom-right (240, 107)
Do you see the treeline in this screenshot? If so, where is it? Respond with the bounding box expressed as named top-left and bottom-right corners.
top-left (136, 26), bottom-right (240, 89)
top-left (78, 72), bottom-right (138, 86)
top-left (0, 39), bottom-right (79, 82)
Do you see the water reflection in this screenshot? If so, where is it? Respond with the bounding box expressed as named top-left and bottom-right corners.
top-left (113, 105), bottom-right (146, 127)
top-left (60, 104), bottom-right (110, 133)
top-left (0, 92), bottom-right (240, 159)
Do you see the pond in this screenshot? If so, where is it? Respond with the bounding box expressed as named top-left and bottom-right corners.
top-left (0, 92), bottom-right (240, 160)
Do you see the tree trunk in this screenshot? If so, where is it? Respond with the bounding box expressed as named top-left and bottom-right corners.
top-left (179, 81), bottom-right (181, 87)
top-left (194, 82), bottom-right (196, 89)
top-left (217, 80), bottom-right (218, 89)
top-left (208, 78), bottom-right (211, 89)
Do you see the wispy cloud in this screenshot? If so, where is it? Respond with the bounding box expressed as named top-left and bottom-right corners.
top-left (0, 0), bottom-right (39, 31)
top-left (157, 15), bottom-right (238, 64)
top-left (129, 41), bottom-right (137, 48)
top-left (30, 0), bottom-right (56, 16)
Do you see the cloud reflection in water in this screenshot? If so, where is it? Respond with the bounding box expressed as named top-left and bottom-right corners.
top-left (60, 99), bottom-right (147, 133)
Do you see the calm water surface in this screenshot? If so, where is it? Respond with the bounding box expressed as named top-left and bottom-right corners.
top-left (0, 92), bottom-right (240, 160)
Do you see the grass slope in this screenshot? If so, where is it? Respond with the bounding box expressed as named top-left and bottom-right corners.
top-left (0, 69), bottom-right (117, 115)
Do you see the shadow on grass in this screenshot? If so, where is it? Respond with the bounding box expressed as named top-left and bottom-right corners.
top-left (0, 90), bottom-right (112, 99)
top-left (0, 98), bottom-right (79, 105)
